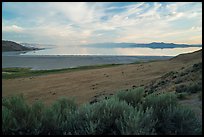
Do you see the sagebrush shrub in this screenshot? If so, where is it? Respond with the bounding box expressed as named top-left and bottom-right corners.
top-left (2, 89), bottom-right (202, 135)
top-left (176, 92), bottom-right (188, 100)
top-left (115, 107), bottom-right (157, 135)
top-left (2, 95), bottom-right (33, 135)
top-left (142, 92), bottom-right (201, 135)
top-left (90, 97), bottom-right (134, 135)
top-left (143, 92), bottom-right (178, 111)
top-left (176, 83), bottom-right (202, 94)
top-left (116, 87), bottom-right (144, 108)
top-left (2, 106), bottom-right (13, 134)
top-left (142, 93), bottom-right (178, 134)
top-left (62, 97), bottom-right (137, 135)
top-left (41, 97), bottom-right (78, 135)
top-left (198, 92), bottom-right (202, 101)
top-left (29, 101), bottom-right (45, 135)
top-left (164, 105), bottom-right (201, 135)
top-left (66, 104), bottom-right (98, 135)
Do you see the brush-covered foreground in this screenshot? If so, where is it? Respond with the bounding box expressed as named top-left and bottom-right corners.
top-left (2, 88), bottom-right (201, 135)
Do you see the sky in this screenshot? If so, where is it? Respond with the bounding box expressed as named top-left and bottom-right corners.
top-left (2, 2), bottom-right (202, 46)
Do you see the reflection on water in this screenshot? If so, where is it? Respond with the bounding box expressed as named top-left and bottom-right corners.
top-left (3, 46), bottom-right (202, 70)
top-left (21, 46), bottom-right (202, 56)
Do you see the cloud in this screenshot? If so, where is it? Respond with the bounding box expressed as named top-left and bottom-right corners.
top-left (191, 26), bottom-right (202, 31)
top-left (2, 2), bottom-right (202, 45)
top-left (2, 25), bottom-right (24, 32)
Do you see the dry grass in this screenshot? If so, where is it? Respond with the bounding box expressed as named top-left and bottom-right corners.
top-left (2, 50), bottom-right (202, 105)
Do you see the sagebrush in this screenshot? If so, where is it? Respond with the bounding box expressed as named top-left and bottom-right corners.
top-left (2, 88), bottom-right (201, 135)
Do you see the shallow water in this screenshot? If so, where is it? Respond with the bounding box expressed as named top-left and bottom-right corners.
top-left (21, 46), bottom-right (202, 56)
top-left (2, 47), bottom-right (202, 70)
top-left (2, 55), bottom-right (171, 70)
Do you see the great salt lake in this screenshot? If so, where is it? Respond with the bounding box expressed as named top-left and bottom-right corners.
top-left (2, 46), bottom-right (202, 70)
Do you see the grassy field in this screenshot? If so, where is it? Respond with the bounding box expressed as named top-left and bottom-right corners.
top-left (2, 64), bottom-right (122, 79)
top-left (130, 59), bottom-right (162, 64)
top-left (2, 59), bottom-right (162, 79)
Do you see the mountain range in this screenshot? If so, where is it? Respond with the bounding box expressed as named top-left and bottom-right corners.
top-left (2, 40), bottom-right (202, 52)
top-left (84, 42), bottom-right (202, 49)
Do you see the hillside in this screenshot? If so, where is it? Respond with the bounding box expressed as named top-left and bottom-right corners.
top-left (2, 49), bottom-right (202, 105)
top-left (145, 49), bottom-right (202, 93)
top-left (2, 40), bottom-right (39, 52)
top-left (170, 49), bottom-right (202, 63)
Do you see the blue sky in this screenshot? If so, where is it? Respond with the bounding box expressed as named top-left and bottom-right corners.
top-left (2, 2), bottom-right (202, 46)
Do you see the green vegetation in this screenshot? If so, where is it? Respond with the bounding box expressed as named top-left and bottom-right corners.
top-left (198, 92), bottom-right (202, 101)
top-left (130, 59), bottom-right (160, 65)
top-left (142, 92), bottom-right (201, 134)
top-left (176, 92), bottom-right (189, 100)
top-left (2, 64), bottom-right (122, 79)
top-left (116, 87), bottom-right (145, 108)
top-left (2, 87), bottom-right (201, 135)
top-left (176, 83), bottom-right (202, 94)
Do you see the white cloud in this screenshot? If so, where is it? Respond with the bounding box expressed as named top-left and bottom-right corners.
top-left (2, 2), bottom-right (202, 45)
top-left (191, 26), bottom-right (202, 31)
top-left (2, 25), bottom-right (24, 32)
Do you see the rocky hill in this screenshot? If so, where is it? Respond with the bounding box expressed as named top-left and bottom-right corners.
top-left (2, 40), bottom-right (39, 52)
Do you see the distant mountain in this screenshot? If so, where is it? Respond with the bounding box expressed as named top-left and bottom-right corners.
top-left (2, 40), bottom-right (40, 52)
top-left (20, 43), bottom-right (54, 49)
top-left (137, 42), bottom-right (202, 49)
top-left (84, 42), bottom-right (202, 49)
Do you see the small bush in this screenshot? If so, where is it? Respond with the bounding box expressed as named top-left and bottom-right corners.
top-left (142, 93), bottom-right (178, 134)
top-left (164, 105), bottom-right (201, 135)
top-left (180, 72), bottom-right (187, 77)
top-left (116, 107), bottom-right (156, 135)
top-left (40, 97), bottom-right (78, 135)
top-left (162, 71), bottom-right (175, 79)
top-left (116, 87), bottom-right (144, 108)
top-left (176, 83), bottom-right (202, 94)
top-left (61, 104), bottom-right (99, 135)
top-left (175, 78), bottom-right (183, 84)
top-left (158, 80), bottom-right (166, 85)
top-left (2, 95), bottom-right (33, 135)
top-left (143, 92), bottom-right (178, 111)
top-left (2, 106), bottom-right (13, 134)
top-left (2, 89), bottom-right (202, 135)
top-left (198, 92), bottom-right (202, 101)
top-left (29, 101), bottom-right (45, 135)
top-left (192, 62), bottom-right (202, 72)
top-left (176, 84), bottom-right (186, 93)
top-left (176, 92), bottom-right (188, 100)
top-left (142, 92), bottom-right (201, 135)
top-left (189, 83), bottom-right (202, 93)
top-left (90, 97), bottom-right (134, 135)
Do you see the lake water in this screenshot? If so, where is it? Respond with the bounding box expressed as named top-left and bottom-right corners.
top-left (21, 46), bottom-right (202, 56)
top-left (2, 47), bottom-right (202, 70)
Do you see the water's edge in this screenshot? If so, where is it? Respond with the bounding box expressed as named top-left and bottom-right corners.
top-left (2, 52), bottom-right (172, 70)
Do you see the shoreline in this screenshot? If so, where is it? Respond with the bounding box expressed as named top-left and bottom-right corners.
top-left (2, 63), bottom-right (123, 79)
top-left (2, 53), bottom-right (172, 70)
top-left (2, 51), bottom-right (174, 57)
top-left (2, 49), bottom-right (202, 106)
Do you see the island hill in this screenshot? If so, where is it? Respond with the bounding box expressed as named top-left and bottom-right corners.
top-left (2, 40), bottom-right (41, 52)
top-left (2, 40), bottom-right (202, 52)
top-left (85, 42), bottom-right (202, 49)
